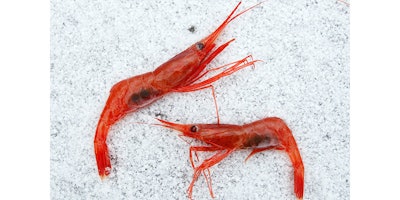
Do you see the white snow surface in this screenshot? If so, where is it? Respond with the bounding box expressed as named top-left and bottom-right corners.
top-left (50, 0), bottom-right (349, 199)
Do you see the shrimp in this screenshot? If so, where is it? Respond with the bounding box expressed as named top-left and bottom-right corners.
top-left (157, 117), bottom-right (304, 200)
top-left (94, 2), bottom-right (263, 179)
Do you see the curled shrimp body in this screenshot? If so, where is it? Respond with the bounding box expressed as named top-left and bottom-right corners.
top-left (157, 117), bottom-right (304, 200)
top-left (94, 2), bottom-right (262, 179)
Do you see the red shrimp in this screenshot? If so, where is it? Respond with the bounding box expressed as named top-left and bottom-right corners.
top-left (94, 2), bottom-right (263, 179)
top-left (157, 117), bottom-right (304, 200)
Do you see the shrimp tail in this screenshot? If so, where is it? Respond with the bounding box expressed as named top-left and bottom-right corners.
top-left (262, 117), bottom-right (304, 199)
top-left (286, 145), bottom-right (304, 200)
top-left (94, 121), bottom-right (112, 179)
top-left (277, 119), bottom-right (304, 200)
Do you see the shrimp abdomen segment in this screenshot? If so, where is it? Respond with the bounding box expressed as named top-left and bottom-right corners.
top-left (122, 73), bottom-right (165, 109)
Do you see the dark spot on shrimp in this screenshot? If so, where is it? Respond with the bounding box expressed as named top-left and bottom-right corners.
top-left (129, 88), bottom-right (161, 105)
top-left (188, 26), bottom-right (195, 33)
top-left (244, 135), bottom-right (268, 147)
top-left (190, 125), bottom-right (198, 132)
top-left (131, 94), bottom-right (140, 103)
top-left (196, 42), bottom-right (204, 50)
top-left (264, 136), bottom-right (271, 144)
top-left (140, 89), bottom-right (151, 99)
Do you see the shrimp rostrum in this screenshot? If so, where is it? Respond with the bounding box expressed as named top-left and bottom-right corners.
top-left (94, 2), bottom-right (262, 178)
top-left (157, 117), bottom-right (304, 200)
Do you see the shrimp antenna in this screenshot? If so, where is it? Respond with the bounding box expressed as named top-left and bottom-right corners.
top-left (203, 1), bottom-right (265, 45)
top-left (131, 119), bottom-right (167, 129)
top-left (228, 1), bottom-right (266, 23)
top-left (152, 118), bottom-right (177, 129)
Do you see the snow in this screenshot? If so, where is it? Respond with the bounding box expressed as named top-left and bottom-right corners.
top-left (50, 0), bottom-right (349, 199)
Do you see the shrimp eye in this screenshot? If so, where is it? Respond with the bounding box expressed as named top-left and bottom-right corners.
top-left (196, 42), bottom-right (204, 50)
top-left (190, 125), bottom-right (199, 132)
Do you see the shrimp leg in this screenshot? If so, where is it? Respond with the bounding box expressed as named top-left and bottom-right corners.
top-left (173, 56), bottom-right (257, 93)
top-left (193, 54), bottom-right (255, 85)
top-left (188, 146), bottom-right (224, 198)
top-left (245, 145), bottom-right (286, 162)
top-left (189, 146), bottom-right (222, 168)
top-left (175, 56), bottom-right (259, 124)
top-left (187, 149), bottom-right (235, 200)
